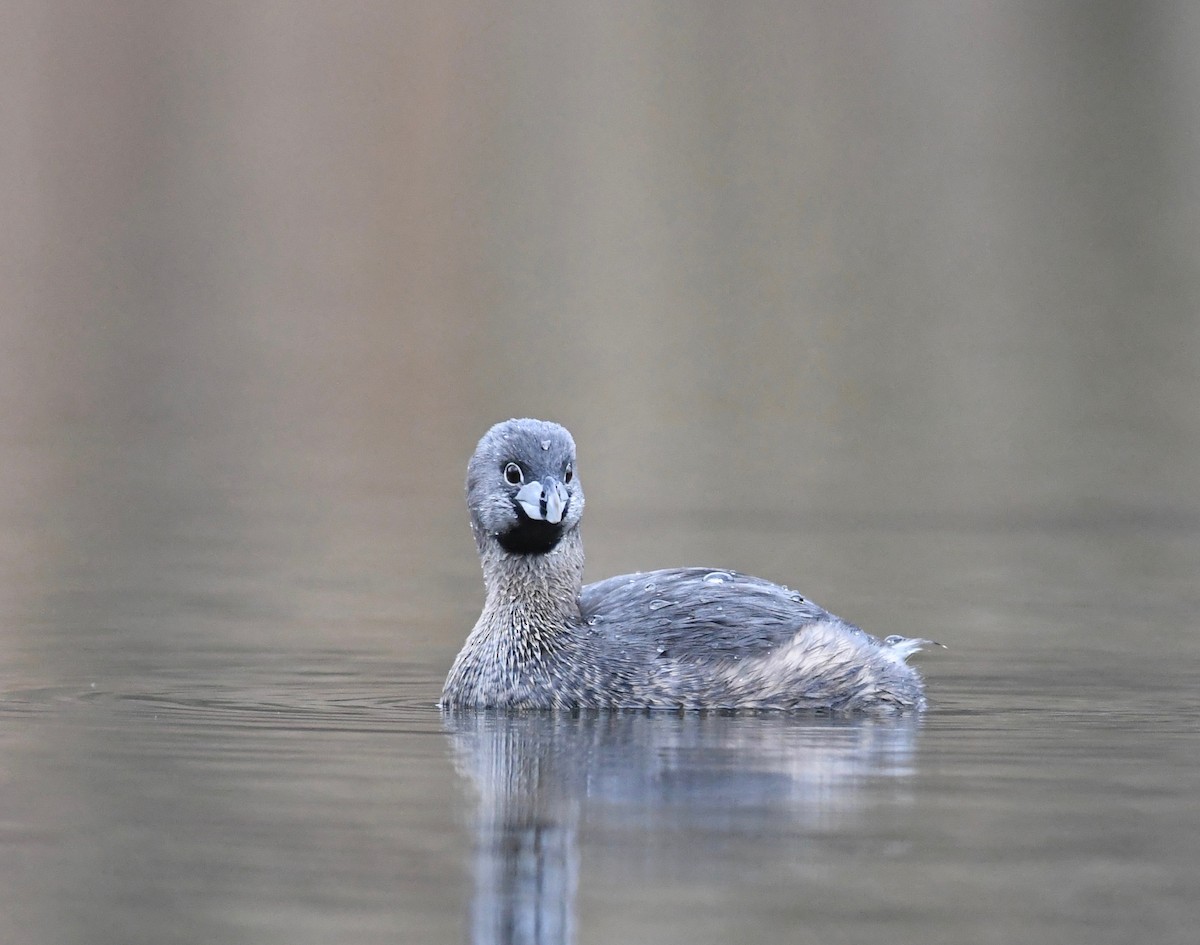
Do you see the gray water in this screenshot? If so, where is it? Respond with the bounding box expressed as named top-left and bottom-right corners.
top-left (2, 448), bottom-right (1196, 944)
top-left (4, 2), bottom-right (1200, 943)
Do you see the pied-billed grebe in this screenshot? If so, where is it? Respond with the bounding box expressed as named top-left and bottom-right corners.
top-left (441, 419), bottom-right (935, 712)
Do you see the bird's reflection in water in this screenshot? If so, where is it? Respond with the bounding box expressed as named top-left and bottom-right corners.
top-left (444, 711), bottom-right (922, 945)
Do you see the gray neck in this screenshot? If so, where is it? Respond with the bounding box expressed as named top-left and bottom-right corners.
top-left (443, 527), bottom-right (588, 706)
top-left (477, 528), bottom-right (586, 627)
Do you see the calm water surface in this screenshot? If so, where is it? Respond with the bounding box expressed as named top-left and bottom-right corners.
top-left (1, 464), bottom-right (1196, 945)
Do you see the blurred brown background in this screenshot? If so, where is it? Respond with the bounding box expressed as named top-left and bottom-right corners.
top-left (2, 1), bottom-right (1197, 652)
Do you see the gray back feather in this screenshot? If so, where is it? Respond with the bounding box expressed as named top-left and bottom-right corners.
top-left (580, 568), bottom-right (868, 662)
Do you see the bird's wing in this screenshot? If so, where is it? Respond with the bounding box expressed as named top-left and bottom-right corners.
top-left (579, 567), bottom-right (862, 663)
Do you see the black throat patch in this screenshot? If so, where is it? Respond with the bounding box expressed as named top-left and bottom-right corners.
top-left (497, 518), bottom-right (565, 556)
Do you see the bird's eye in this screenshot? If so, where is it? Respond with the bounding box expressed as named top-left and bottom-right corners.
top-left (503, 462), bottom-right (523, 485)
top-left (564, 463), bottom-right (574, 484)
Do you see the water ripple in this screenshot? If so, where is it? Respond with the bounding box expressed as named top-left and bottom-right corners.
top-left (0, 664), bottom-right (447, 735)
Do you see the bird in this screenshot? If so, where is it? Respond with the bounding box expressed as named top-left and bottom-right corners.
top-left (441, 418), bottom-right (936, 713)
